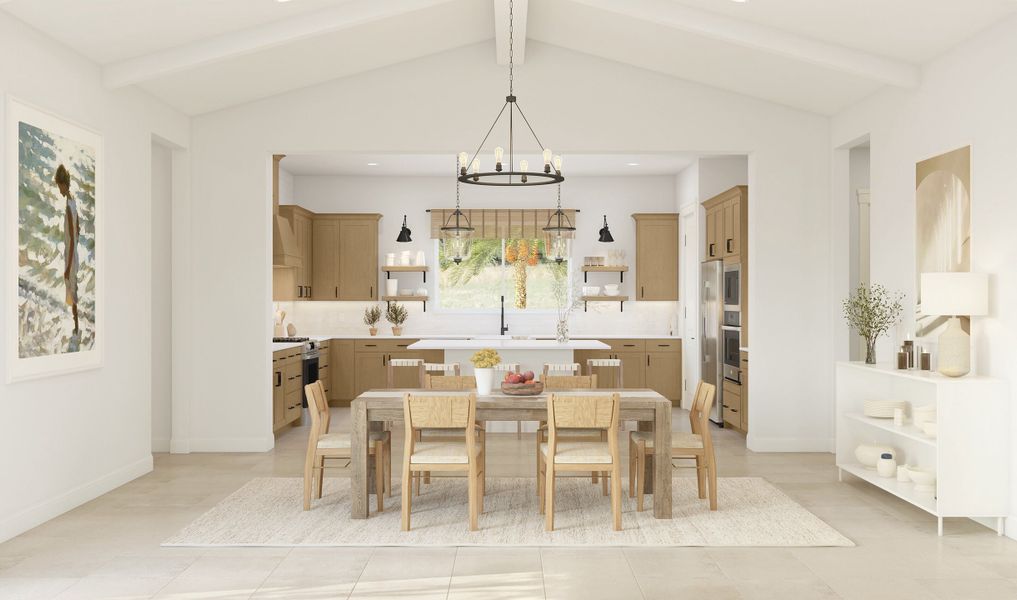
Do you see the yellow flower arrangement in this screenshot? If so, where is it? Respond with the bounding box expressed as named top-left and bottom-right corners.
top-left (470, 348), bottom-right (501, 369)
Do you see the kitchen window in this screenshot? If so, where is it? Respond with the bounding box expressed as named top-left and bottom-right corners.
top-left (436, 238), bottom-right (570, 311)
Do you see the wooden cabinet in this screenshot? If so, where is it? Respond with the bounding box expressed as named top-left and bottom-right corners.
top-left (278, 206), bottom-right (314, 298)
top-left (616, 351), bottom-right (646, 389)
top-left (272, 350), bottom-right (286, 429)
top-left (739, 351), bottom-right (749, 432)
top-left (354, 352), bottom-right (388, 397)
top-left (576, 350), bottom-right (616, 388)
top-left (645, 347), bottom-right (681, 403)
top-left (317, 339), bottom-right (330, 398)
top-left (632, 214), bottom-right (679, 301)
top-left (338, 216), bottom-right (380, 300)
top-left (722, 379), bottom-right (743, 431)
top-left (311, 218), bottom-right (339, 300)
top-left (330, 339), bottom-right (356, 403)
top-left (702, 186), bottom-right (747, 261)
top-left (273, 346), bottom-right (303, 432)
top-left (311, 214), bottom-right (380, 301)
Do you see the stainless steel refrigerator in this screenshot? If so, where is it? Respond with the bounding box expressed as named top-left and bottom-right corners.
top-left (700, 260), bottom-right (724, 425)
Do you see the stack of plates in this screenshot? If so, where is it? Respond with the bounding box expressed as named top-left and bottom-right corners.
top-left (863, 399), bottom-right (908, 418)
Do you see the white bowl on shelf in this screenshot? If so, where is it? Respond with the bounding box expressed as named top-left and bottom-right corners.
top-left (863, 399), bottom-right (908, 419)
top-left (585, 286), bottom-right (601, 296)
top-left (854, 444), bottom-right (895, 469)
top-left (908, 468), bottom-right (936, 492)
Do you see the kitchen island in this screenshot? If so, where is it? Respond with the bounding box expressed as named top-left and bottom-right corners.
top-left (408, 338), bottom-right (610, 376)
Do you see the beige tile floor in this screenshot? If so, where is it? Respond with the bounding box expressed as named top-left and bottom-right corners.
top-left (1, 407), bottom-right (1015, 599)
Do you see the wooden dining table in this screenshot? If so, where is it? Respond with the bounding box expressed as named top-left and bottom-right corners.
top-left (350, 388), bottom-right (674, 519)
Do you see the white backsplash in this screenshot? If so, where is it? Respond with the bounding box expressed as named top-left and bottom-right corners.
top-left (277, 300), bottom-right (681, 337)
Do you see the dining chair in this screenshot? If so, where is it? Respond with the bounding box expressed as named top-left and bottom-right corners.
top-left (536, 371), bottom-right (605, 494)
top-left (416, 369), bottom-right (478, 492)
top-left (629, 381), bottom-right (717, 511)
top-left (402, 392), bottom-right (486, 531)
top-left (539, 392), bottom-right (622, 531)
top-left (303, 380), bottom-right (391, 512)
top-left (387, 357), bottom-right (425, 388)
top-left (586, 358), bottom-right (623, 388)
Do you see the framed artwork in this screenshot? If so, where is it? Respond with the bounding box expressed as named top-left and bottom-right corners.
top-left (5, 97), bottom-right (102, 382)
top-left (915, 145), bottom-right (970, 340)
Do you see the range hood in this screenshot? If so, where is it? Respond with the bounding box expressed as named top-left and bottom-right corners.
top-left (273, 214), bottom-right (299, 267)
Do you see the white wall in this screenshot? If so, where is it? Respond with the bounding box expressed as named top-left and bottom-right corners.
top-left (0, 13), bottom-right (188, 541)
top-left (832, 15), bottom-right (1017, 537)
top-left (698, 156), bottom-right (749, 202)
top-left (185, 40), bottom-right (831, 453)
top-left (282, 174), bottom-right (679, 336)
top-left (151, 143), bottom-right (173, 452)
top-left (847, 146), bottom-right (870, 361)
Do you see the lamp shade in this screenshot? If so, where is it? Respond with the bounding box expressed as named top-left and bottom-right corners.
top-left (920, 272), bottom-right (988, 316)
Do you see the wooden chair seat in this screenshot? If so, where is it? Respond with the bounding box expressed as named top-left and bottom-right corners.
top-left (317, 431), bottom-right (389, 449)
top-left (411, 441), bottom-right (481, 464)
top-left (540, 442), bottom-right (612, 464)
top-left (629, 430), bottom-right (703, 450)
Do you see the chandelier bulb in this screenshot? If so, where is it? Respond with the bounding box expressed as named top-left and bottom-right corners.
top-left (494, 146), bottom-right (504, 172)
top-left (519, 159), bottom-right (528, 172)
top-left (543, 149), bottom-right (552, 165)
top-left (458, 152), bottom-right (469, 169)
top-left (553, 155), bottom-right (563, 173)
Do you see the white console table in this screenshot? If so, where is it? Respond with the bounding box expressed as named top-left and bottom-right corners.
top-left (835, 362), bottom-right (1009, 536)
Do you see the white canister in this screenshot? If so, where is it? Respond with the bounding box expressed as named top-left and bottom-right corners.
top-left (876, 453), bottom-right (897, 478)
top-left (400, 251), bottom-right (412, 266)
top-left (893, 407), bottom-right (905, 427)
top-left (385, 253), bottom-right (396, 266)
top-left (385, 279), bottom-right (398, 297)
top-left (415, 250), bottom-right (426, 266)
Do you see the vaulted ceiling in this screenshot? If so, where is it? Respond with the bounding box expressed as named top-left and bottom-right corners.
top-left (4, 0), bottom-right (1015, 115)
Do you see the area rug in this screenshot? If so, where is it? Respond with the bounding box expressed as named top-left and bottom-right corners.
top-left (163, 477), bottom-right (853, 547)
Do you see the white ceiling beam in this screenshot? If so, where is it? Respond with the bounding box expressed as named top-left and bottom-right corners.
top-left (494, 0), bottom-right (527, 65)
top-left (103, 0), bottom-right (459, 88)
top-left (568, 0), bottom-right (920, 88)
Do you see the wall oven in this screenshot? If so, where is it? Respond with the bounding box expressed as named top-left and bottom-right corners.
top-left (723, 263), bottom-right (741, 311)
top-left (721, 325), bottom-right (741, 383)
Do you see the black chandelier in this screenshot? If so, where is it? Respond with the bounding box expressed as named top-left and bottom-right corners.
top-left (457, 0), bottom-right (563, 187)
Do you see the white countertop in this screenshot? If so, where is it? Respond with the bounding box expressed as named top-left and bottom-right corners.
top-left (295, 333), bottom-right (680, 340)
top-left (408, 339), bottom-right (611, 350)
top-left (272, 342), bottom-right (305, 352)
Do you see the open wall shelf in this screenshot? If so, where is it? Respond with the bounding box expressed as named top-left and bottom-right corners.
top-left (581, 265), bottom-right (628, 283)
top-left (382, 265), bottom-right (429, 283)
top-left (581, 295), bottom-right (628, 312)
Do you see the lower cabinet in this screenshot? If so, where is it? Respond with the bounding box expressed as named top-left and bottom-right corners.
top-left (330, 340), bottom-right (356, 402)
top-left (273, 347), bottom-right (303, 432)
top-left (576, 339), bottom-right (680, 403)
top-left (722, 379), bottom-right (743, 431)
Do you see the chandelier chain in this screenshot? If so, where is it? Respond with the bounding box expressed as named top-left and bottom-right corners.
top-left (509, 0), bottom-right (514, 95)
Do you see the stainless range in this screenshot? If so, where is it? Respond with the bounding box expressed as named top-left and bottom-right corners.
top-left (273, 337), bottom-right (319, 406)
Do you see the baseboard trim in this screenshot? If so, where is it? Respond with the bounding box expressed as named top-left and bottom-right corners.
top-left (0, 455), bottom-right (153, 543)
top-left (183, 436), bottom-right (275, 453)
top-left (151, 437), bottom-right (170, 453)
top-left (747, 435), bottom-right (834, 453)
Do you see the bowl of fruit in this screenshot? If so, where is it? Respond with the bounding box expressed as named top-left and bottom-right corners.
top-left (500, 371), bottom-right (543, 395)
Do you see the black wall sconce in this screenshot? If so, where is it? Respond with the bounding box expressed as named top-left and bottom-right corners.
top-left (598, 215), bottom-right (614, 243)
top-left (396, 215), bottom-right (412, 243)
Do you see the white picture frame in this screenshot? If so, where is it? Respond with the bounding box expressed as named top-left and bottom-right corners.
top-left (5, 96), bottom-right (103, 382)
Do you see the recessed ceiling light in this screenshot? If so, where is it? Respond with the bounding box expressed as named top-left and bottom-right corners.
top-left (366, 162), bottom-right (379, 166)
top-left (626, 162), bottom-right (640, 167)
top-left (731, 0), bottom-right (747, 3)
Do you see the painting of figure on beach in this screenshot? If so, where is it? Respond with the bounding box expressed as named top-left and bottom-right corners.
top-left (6, 98), bottom-right (101, 381)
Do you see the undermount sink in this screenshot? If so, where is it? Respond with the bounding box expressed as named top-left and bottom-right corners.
top-left (469, 334), bottom-right (535, 340)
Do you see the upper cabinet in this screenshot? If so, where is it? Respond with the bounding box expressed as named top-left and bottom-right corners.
top-left (632, 213), bottom-right (679, 301)
top-left (702, 186), bottom-right (747, 261)
top-left (310, 214), bottom-right (380, 301)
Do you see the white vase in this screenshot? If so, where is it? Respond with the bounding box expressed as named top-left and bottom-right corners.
top-left (415, 250), bottom-right (426, 266)
top-left (475, 368), bottom-right (495, 395)
top-left (385, 280), bottom-right (398, 297)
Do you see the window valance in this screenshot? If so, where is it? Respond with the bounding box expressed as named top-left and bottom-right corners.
top-left (429, 208), bottom-right (578, 240)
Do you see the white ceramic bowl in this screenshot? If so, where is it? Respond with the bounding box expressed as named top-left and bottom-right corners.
top-left (585, 286), bottom-right (601, 296)
top-left (908, 468), bottom-right (936, 491)
top-left (921, 421), bottom-right (938, 438)
top-left (415, 288), bottom-right (428, 297)
top-left (912, 404), bottom-right (937, 427)
top-left (863, 399), bottom-right (908, 418)
top-left (854, 444), bottom-right (896, 469)
top-left (604, 289), bottom-right (620, 297)
top-left (604, 284), bottom-right (619, 292)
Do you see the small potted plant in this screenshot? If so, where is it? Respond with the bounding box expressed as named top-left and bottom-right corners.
top-left (842, 283), bottom-right (904, 364)
top-left (386, 302), bottom-right (408, 336)
top-left (470, 348), bottom-right (501, 395)
top-left (363, 305), bottom-right (382, 336)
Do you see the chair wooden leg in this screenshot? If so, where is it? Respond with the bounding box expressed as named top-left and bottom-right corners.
top-left (384, 438), bottom-right (393, 497)
top-left (401, 465), bottom-right (413, 531)
top-left (707, 451), bottom-right (718, 511)
top-left (468, 460), bottom-right (479, 531)
top-left (695, 456), bottom-right (707, 499)
top-left (628, 439), bottom-right (636, 498)
top-left (602, 470), bottom-right (609, 496)
top-left (636, 440), bottom-right (646, 512)
top-left (414, 472), bottom-right (421, 496)
top-left (611, 461), bottom-right (622, 531)
top-left (316, 456), bottom-right (325, 499)
top-left (537, 455), bottom-right (545, 513)
top-left (302, 449), bottom-right (315, 511)
top-left (425, 471), bottom-right (431, 485)
top-left (374, 440), bottom-right (384, 513)
top-left (544, 462), bottom-right (556, 531)
top-left (535, 429), bottom-right (543, 496)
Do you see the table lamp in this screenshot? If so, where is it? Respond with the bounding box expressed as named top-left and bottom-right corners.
top-left (920, 272), bottom-right (988, 377)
